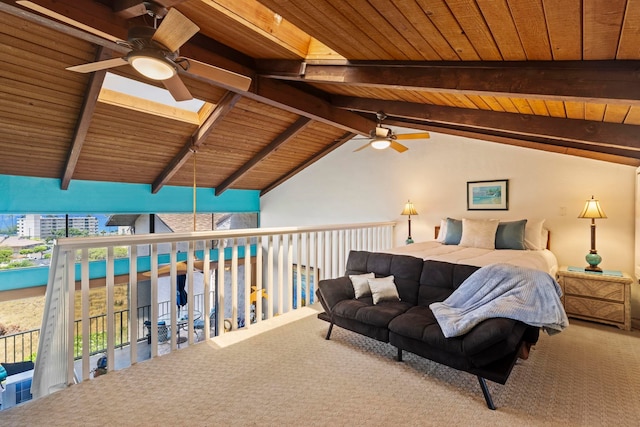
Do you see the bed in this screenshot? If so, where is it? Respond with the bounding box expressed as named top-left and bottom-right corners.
top-left (387, 218), bottom-right (558, 276)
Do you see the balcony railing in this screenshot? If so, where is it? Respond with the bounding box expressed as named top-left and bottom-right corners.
top-left (30, 222), bottom-right (395, 400)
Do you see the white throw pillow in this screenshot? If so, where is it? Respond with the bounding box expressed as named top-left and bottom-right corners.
top-left (525, 219), bottom-right (546, 250)
top-left (458, 218), bottom-right (500, 249)
top-left (368, 276), bottom-right (400, 304)
top-left (436, 218), bottom-right (447, 242)
top-left (350, 272), bottom-right (375, 298)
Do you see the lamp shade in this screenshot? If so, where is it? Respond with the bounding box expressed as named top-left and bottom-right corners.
top-left (401, 200), bottom-right (418, 216)
top-left (578, 196), bottom-right (607, 219)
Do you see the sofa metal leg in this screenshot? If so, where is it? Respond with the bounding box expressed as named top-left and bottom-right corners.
top-left (325, 322), bottom-right (334, 340)
top-left (477, 377), bottom-right (496, 410)
top-left (397, 348), bottom-right (403, 362)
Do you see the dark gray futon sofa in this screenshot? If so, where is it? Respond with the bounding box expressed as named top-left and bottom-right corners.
top-left (316, 250), bottom-right (539, 409)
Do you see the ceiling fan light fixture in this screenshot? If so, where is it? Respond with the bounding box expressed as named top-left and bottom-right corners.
top-left (128, 51), bottom-right (176, 80)
top-left (371, 137), bottom-right (391, 150)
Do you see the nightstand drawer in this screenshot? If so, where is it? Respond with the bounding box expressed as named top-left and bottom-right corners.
top-left (564, 295), bottom-right (625, 323)
top-left (563, 277), bottom-right (625, 302)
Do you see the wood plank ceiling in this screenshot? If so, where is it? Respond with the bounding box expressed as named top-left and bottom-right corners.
top-left (1, 0), bottom-right (640, 200)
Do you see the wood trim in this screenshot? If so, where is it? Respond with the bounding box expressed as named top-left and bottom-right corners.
top-left (151, 91), bottom-right (242, 194)
top-left (261, 131), bottom-right (356, 195)
top-left (215, 116), bottom-right (312, 196)
top-left (334, 96), bottom-right (640, 162)
top-left (60, 47), bottom-right (109, 190)
top-left (262, 60), bottom-right (640, 105)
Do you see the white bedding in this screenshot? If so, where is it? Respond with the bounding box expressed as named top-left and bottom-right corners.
top-left (386, 241), bottom-right (558, 276)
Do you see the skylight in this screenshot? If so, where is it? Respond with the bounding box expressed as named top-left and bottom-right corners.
top-left (101, 72), bottom-right (206, 114)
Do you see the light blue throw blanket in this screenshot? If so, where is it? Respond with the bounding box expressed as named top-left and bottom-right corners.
top-left (430, 264), bottom-right (569, 338)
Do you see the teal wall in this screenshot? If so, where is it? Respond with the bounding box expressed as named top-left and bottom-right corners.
top-left (0, 247), bottom-right (256, 292)
top-left (0, 174), bottom-right (261, 292)
top-left (0, 175), bottom-right (260, 214)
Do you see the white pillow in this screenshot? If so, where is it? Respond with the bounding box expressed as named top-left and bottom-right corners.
top-left (368, 276), bottom-right (400, 304)
top-left (458, 218), bottom-right (500, 249)
top-left (436, 218), bottom-right (447, 242)
top-left (525, 219), bottom-right (546, 250)
top-left (350, 272), bottom-right (375, 298)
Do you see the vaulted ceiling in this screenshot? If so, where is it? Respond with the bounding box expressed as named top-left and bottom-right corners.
top-left (2, 0), bottom-right (640, 198)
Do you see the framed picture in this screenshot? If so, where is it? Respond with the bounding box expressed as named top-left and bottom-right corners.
top-left (292, 264), bottom-right (318, 308)
top-left (467, 179), bottom-right (509, 210)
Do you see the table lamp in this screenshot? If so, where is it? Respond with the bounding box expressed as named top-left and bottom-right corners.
top-left (578, 195), bottom-right (607, 272)
top-left (401, 200), bottom-right (418, 244)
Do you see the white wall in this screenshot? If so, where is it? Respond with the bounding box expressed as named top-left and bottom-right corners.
top-left (260, 131), bottom-right (638, 318)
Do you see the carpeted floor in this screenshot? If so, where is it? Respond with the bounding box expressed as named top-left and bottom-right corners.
top-left (3, 306), bottom-right (640, 426)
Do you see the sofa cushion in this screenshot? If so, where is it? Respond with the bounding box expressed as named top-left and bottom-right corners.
top-left (368, 276), bottom-right (400, 304)
top-left (388, 306), bottom-right (527, 367)
top-left (333, 299), bottom-right (413, 328)
top-left (345, 250), bottom-right (423, 305)
top-left (388, 306), bottom-right (463, 355)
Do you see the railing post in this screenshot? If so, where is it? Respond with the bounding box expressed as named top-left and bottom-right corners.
top-left (267, 235), bottom-right (274, 318)
top-left (277, 234), bottom-right (284, 315)
top-left (65, 250), bottom-right (75, 386)
top-left (106, 246), bottom-right (115, 375)
top-left (129, 244), bottom-right (138, 363)
top-left (203, 239), bottom-right (211, 340)
top-left (187, 241), bottom-right (195, 346)
top-left (243, 239), bottom-right (250, 329)
top-left (255, 237), bottom-right (263, 324)
top-left (231, 239), bottom-right (238, 330)
top-left (150, 243), bottom-right (158, 356)
top-left (80, 248), bottom-right (90, 380)
top-left (217, 242), bottom-right (225, 335)
top-left (169, 242), bottom-right (177, 350)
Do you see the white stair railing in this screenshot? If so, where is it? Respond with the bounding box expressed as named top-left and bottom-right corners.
top-left (31, 222), bottom-right (395, 400)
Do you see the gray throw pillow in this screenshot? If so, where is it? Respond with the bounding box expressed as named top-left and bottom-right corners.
top-left (350, 272), bottom-right (375, 298)
top-left (368, 276), bottom-right (400, 304)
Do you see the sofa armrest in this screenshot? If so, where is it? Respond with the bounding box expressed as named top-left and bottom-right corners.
top-left (317, 276), bottom-right (355, 313)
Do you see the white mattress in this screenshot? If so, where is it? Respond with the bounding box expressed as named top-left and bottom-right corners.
top-left (386, 241), bottom-right (559, 276)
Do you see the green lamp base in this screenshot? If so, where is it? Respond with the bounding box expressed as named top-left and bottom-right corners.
top-left (585, 252), bottom-right (602, 273)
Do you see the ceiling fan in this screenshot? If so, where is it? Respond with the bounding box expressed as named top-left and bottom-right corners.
top-left (353, 112), bottom-right (430, 153)
top-left (17, 1), bottom-right (252, 102)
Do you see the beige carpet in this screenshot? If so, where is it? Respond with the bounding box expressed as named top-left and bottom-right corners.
top-left (3, 307), bottom-right (640, 427)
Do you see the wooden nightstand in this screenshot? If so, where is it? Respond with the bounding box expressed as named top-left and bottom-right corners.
top-left (556, 266), bottom-right (633, 331)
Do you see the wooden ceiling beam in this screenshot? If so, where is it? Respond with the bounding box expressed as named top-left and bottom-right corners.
top-left (215, 116), bottom-right (312, 196)
top-left (333, 96), bottom-right (640, 153)
top-left (60, 47), bottom-right (110, 190)
top-left (261, 60), bottom-right (640, 105)
top-left (261, 132), bottom-right (356, 196)
top-left (151, 91), bottom-right (242, 194)
top-left (249, 77), bottom-right (374, 135)
top-left (382, 119), bottom-right (640, 167)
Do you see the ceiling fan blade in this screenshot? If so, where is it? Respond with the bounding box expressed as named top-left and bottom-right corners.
top-left (152, 8), bottom-right (200, 52)
top-left (390, 141), bottom-right (409, 153)
top-left (395, 132), bottom-right (431, 140)
top-left (17, 1), bottom-right (122, 43)
top-left (353, 142), bottom-right (372, 152)
top-left (66, 57), bottom-right (128, 73)
top-left (162, 75), bottom-right (193, 102)
top-left (185, 59), bottom-right (252, 92)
